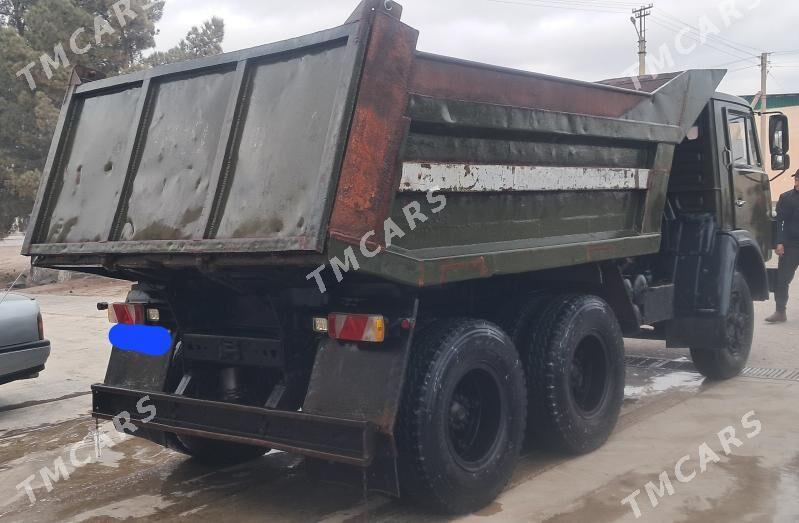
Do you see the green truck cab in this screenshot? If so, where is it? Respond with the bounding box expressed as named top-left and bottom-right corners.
top-left (23, 0), bottom-right (789, 514)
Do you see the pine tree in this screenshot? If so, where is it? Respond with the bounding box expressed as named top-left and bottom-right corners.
top-left (145, 17), bottom-right (224, 67)
top-left (0, 0), bottom-right (224, 238)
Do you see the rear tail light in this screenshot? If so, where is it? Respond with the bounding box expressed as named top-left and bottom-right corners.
top-left (108, 303), bottom-right (145, 325)
top-left (37, 313), bottom-right (44, 340)
top-left (327, 313), bottom-right (386, 343)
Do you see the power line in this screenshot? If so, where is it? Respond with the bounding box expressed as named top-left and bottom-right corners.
top-left (726, 64), bottom-right (759, 73)
top-left (647, 17), bottom-right (756, 62)
top-left (648, 16), bottom-right (757, 60)
top-left (488, 0), bottom-right (634, 13)
top-left (708, 56), bottom-right (760, 69)
top-left (655, 8), bottom-right (762, 56)
top-left (768, 71), bottom-right (787, 93)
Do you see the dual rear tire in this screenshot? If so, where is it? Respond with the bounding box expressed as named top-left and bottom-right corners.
top-left (397, 295), bottom-right (626, 514)
top-left (523, 295), bottom-right (626, 454)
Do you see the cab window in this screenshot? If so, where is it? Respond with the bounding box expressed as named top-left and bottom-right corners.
top-left (727, 112), bottom-right (761, 167)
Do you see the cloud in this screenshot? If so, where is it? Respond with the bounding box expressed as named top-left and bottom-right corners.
top-left (154, 0), bottom-right (798, 95)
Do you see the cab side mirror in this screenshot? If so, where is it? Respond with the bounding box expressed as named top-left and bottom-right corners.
top-left (772, 154), bottom-right (791, 171)
top-left (770, 114), bottom-right (790, 171)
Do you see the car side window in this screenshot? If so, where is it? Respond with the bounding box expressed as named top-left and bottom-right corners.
top-left (727, 112), bottom-right (761, 167)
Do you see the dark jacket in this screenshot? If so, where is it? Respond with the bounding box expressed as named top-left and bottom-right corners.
top-left (775, 189), bottom-right (799, 247)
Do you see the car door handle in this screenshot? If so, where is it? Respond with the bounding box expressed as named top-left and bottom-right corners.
top-left (722, 148), bottom-right (733, 167)
top-left (736, 199), bottom-right (747, 208)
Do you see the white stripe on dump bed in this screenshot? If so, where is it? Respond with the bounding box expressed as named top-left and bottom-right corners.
top-left (399, 163), bottom-right (650, 192)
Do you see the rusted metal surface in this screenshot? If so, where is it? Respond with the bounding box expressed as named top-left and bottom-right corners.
top-left (409, 52), bottom-right (651, 118)
top-left (327, 10), bottom-right (419, 246)
top-left (438, 257), bottom-right (490, 285)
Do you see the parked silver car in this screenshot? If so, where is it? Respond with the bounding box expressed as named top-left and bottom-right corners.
top-left (0, 292), bottom-right (50, 385)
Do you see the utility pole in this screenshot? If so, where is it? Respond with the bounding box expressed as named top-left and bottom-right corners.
top-left (760, 52), bottom-right (770, 159)
top-left (631, 5), bottom-right (653, 76)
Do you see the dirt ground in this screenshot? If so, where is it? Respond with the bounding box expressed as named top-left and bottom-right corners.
top-left (0, 233), bottom-right (128, 294)
top-left (0, 245), bottom-right (29, 287)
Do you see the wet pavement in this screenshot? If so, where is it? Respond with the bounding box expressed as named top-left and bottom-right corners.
top-left (0, 283), bottom-right (798, 522)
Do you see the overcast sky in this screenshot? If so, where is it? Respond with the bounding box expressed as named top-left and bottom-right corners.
top-left (153, 0), bottom-right (799, 96)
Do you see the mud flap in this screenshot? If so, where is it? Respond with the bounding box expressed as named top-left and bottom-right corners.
top-left (102, 338), bottom-right (175, 448)
top-left (103, 347), bottom-right (173, 391)
top-left (302, 296), bottom-right (418, 497)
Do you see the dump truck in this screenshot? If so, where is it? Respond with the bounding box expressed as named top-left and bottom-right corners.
top-left (22, 0), bottom-right (791, 514)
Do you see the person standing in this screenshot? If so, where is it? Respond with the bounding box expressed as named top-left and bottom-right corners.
top-left (766, 170), bottom-right (799, 323)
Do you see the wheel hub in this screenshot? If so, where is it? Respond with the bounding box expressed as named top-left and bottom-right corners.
top-left (447, 369), bottom-right (502, 467)
top-left (570, 335), bottom-right (609, 416)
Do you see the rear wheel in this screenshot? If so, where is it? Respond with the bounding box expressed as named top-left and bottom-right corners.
top-left (690, 271), bottom-right (754, 380)
top-left (525, 295), bottom-right (625, 454)
top-left (397, 319), bottom-right (526, 514)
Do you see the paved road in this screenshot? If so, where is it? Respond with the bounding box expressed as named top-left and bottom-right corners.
top-left (0, 281), bottom-right (797, 522)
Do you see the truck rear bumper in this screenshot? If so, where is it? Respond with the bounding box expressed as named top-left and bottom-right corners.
top-left (91, 384), bottom-right (376, 467)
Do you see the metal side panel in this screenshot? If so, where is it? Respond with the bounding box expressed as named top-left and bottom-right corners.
top-left (24, 2), bottom-right (394, 257)
top-left (42, 86), bottom-right (143, 244)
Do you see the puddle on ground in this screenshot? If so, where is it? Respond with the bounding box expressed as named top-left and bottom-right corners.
top-left (65, 494), bottom-right (176, 523)
top-left (624, 369), bottom-right (705, 401)
top-left (773, 455), bottom-right (799, 521)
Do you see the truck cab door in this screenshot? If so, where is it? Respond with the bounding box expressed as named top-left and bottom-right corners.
top-left (718, 104), bottom-right (772, 253)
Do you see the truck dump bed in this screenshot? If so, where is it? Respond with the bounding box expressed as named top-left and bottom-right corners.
top-left (24, 0), bottom-right (724, 287)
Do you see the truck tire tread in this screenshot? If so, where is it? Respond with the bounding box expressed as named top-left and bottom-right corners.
top-left (397, 318), bottom-right (526, 514)
top-left (526, 294), bottom-right (625, 454)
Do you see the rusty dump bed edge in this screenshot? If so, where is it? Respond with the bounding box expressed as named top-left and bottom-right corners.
top-left (24, 0), bottom-right (726, 288)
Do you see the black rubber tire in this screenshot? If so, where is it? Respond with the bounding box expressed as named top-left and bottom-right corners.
top-left (397, 319), bottom-right (527, 515)
top-left (494, 291), bottom-right (553, 349)
top-left (494, 292), bottom-right (559, 441)
top-left (690, 271), bottom-right (754, 380)
top-left (526, 295), bottom-right (625, 455)
top-left (176, 434), bottom-right (269, 465)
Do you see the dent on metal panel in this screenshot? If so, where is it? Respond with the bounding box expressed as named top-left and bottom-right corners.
top-left (45, 87), bottom-right (141, 243)
top-left (215, 44), bottom-right (349, 243)
top-left (399, 163), bottom-right (650, 192)
top-left (120, 69), bottom-right (237, 241)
